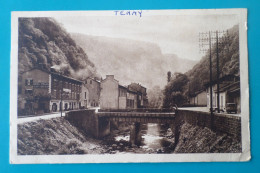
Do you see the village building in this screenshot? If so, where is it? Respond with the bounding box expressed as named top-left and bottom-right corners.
top-left (19, 68), bottom-right (82, 116)
top-left (83, 77), bottom-right (101, 108)
top-left (205, 75), bottom-right (241, 113)
top-left (127, 83), bottom-right (148, 108)
top-left (189, 90), bottom-right (207, 106)
top-left (100, 75), bottom-right (138, 109)
top-left (80, 84), bottom-right (89, 109)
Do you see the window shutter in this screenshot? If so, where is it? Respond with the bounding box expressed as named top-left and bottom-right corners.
top-left (25, 79), bottom-right (28, 86)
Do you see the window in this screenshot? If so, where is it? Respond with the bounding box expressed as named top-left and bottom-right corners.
top-left (25, 78), bottom-right (33, 86)
top-left (90, 80), bottom-right (92, 84)
top-left (25, 89), bottom-right (33, 95)
top-left (85, 92), bottom-right (87, 99)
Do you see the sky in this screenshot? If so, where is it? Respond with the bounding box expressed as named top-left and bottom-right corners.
top-left (54, 12), bottom-right (239, 61)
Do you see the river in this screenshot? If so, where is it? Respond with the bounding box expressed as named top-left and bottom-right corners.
top-left (102, 123), bottom-right (175, 154)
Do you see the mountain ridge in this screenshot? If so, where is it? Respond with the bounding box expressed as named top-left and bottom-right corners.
top-left (71, 33), bottom-right (198, 89)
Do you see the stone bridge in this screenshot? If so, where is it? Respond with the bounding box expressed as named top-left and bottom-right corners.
top-left (65, 108), bottom-right (241, 148)
top-left (66, 109), bottom-right (176, 145)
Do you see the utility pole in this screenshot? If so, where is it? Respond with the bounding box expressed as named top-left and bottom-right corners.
top-left (199, 30), bottom-right (229, 114)
top-left (216, 31), bottom-right (220, 113)
top-left (199, 31), bottom-right (213, 121)
top-left (209, 32), bottom-right (213, 116)
top-left (60, 72), bottom-right (63, 117)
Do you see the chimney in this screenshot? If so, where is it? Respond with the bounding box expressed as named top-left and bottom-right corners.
top-left (106, 75), bottom-right (114, 80)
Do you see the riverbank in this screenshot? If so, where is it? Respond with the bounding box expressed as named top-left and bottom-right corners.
top-left (18, 117), bottom-right (241, 155)
top-left (174, 123), bottom-right (242, 153)
top-left (18, 117), bottom-right (106, 155)
top-left (101, 122), bottom-right (175, 154)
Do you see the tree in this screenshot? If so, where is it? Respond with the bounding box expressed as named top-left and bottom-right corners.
top-left (163, 73), bottom-right (189, 108)
top-left (147, 85), bottom-right (164, 108)
top-left (167, 71), bottom-right (171, 83)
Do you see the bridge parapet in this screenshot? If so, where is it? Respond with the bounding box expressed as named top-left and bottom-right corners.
top-left (96, 112), bottom-right (175, 123)
top-left (98, 108), bottom-right (175, 113)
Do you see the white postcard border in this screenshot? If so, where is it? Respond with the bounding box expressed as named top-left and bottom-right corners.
top-left (10, 9), bottom-right (250, 164)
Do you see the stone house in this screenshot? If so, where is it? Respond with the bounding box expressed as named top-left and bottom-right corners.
top-left (100, 75), bottom-right (138, 109)
top-left (19, 68), bottom-right (82, 116)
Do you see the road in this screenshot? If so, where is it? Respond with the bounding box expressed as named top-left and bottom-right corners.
top-left (17, 107), bottom-right (100, 124)
top-left (17, 112), bottom-right (66, 124)
top-left (179, 107), bottom-right (209, 112)
top-left (179, 107), bottom-right (241, 116)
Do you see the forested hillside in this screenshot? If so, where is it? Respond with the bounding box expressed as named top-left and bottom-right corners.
top-left (163, 24), bottom-right (239, 107)
top-left (18, 18), bottom-right (98, 80)
top-left (187, 25), bottom-right (239, 94)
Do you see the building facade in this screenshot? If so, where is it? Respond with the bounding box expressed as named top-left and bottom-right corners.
top-left (84, 77), bottom-right (101, 107)
top-left (19, 68), bottom-right (82, 115)
top-left (127, 83), bottom-right (148, 108)
top-left (206, 75), bottom-right (241, 113)
top-left (100, 75), bottom-right (138, 109)
top-left (189, 90), bottom-right (207, 106)
top-left (80, 84), bottom-right (89, 109)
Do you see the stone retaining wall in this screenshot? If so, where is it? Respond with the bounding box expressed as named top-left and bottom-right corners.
top-left (65, 109), bottom-right (99, 138)
top-left (176, 109), bottom-right (241, 141)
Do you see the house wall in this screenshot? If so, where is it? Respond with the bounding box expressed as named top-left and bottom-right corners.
top-left (119, 97), bottom-right (127, 109)
top-left (196, 91), bottom-right (207, 106)
top-left (128, 83), bottom-right (148, 108)
top-left (22, 69), bottom-right (49, 96)
top-left (100, 76), bottom-right (119, 109)
top-left (80, 85), bottom-right (89, 108)
top-left (219, 92), bottom-right (226, 110)
top-left (118, 87), bottom-right (127, 109)
top-left (189, 91), bottom-right (206, 106)
top-left (19, 68), bottom-right (83, 115)
top-left (50, 74), bottom-right (82, 111)
top-left (21, 69), bottom-right (50, 115)
top-left (226, 90), bottom-right (241, 113)
top-left (85, 78), bottom-right (100, 107)
top-left (127, 92), bottom-right (137, 109)
top-left (207, 85), bottom-right (218, 109)
top-left (207, 87), bottom-right (234, 112)
top-left (134, 95), bottom-right (138, 108)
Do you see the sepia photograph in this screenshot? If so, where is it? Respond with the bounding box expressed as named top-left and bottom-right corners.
top-left (9, 9), bottom-right (250, 163)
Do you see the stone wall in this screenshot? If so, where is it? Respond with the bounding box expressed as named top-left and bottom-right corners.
top-left (65, 109), bottom-right (111, 139)
top-left (65, 109), bottom-right (99, 138)
top-left (175, 109), bottom-right (241, 141)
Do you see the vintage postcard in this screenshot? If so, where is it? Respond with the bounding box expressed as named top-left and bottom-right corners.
top-left (10, 9), bottom-right (250, 163)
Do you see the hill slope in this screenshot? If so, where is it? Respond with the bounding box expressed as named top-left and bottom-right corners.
top-left (18, 118), bottom-right (105, 155)
top-left (162, 24), bottom-right (239, 107)
top-left (71, 33), bottom-right (197, 89)
top-left (18, 18), bottom-right (98, 80)
top-left (186, 25), bottom-right (240, 94)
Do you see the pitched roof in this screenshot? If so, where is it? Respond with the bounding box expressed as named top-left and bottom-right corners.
top-left (22, 67), bottom-right (83, 83)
